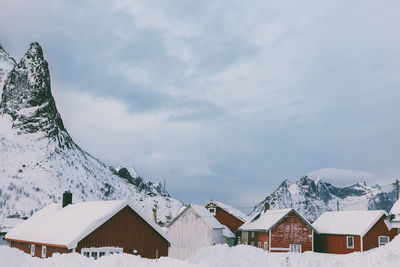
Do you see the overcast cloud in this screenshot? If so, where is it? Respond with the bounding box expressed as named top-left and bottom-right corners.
top-left (1, 0), bottom-right (400, 208)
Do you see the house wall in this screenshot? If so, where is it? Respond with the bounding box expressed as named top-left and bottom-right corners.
top-left (314, 234), bottom-right (361, 254)
top-left (9, 241), bottom-right (70, 258)
top-left (76, 206), bottom-right (169, 259)
top-left (362, 215), bottom-right (398, 251)
top-left (270, 212), bottom-right (313, 252)
top-left (211, 206), bottom-right (245, 233)
top-left (168, 207), bottom-right (221, 259)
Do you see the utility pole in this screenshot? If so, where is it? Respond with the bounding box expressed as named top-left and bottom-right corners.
top-left (393, 179), bottom-right (399, 200)
top-left (336, 200), bottom-right (339, 211)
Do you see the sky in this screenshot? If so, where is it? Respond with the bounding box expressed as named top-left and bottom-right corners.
top-left (1, 0), bottom-right (400, 210)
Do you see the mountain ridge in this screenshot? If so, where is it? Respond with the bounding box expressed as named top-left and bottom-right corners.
top-left (0, 42), bottom-right (182, 224)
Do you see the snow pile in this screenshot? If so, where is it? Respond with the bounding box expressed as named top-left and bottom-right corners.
top-left (2, 236), bottom-right (400, 266)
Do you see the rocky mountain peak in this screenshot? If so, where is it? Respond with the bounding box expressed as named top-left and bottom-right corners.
top-left (0, 42), bottom-right (66, 138)
top-left (0, 44), bottom-right (16, 95)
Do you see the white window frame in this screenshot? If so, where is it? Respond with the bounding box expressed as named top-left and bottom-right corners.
top-left (347, 236), bottom-right (354, 249)
top-left (378, 236), bottom-right (389, 247)
top-left (250, 241), bottom-right (254, 246)
top-left (208, 208), bottom-right (216, 215)
top-left (257, 241), bottom-right (261, 248)
top-left (81, 247), bottom-right (123, 259)
top-left (289, 243), bottom-right (302, 253)
top-left (264, 241), bottom-right (268, 251)
top-left (30, 244), bottom-right (35, 256)
top-left (251, 231), bottom-right (254, 238)
top-left (41, 245), bottom-right (46, 258)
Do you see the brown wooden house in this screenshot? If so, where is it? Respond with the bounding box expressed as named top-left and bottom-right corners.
top-left (238, 208), bottom-right (316, 253)
top-left (204, 200), bottom-right (249, 234)
top-left (312, 210), bottom-right (397, 254)
top-left (5, 195), bottom-right (171, 259)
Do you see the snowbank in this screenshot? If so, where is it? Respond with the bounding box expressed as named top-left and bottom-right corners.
top-left (2, 236), bottom-right (400, 267)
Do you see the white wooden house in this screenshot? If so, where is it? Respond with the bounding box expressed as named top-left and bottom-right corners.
top-left (167, 204), bottom-right (224, 259)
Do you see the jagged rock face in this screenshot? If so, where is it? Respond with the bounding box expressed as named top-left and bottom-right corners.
top-left (0, 43), bottom-right (182, 224)
top-left (116, 166), bottom-right (170, 197)
top-left (0, 43), bottom-right (65, 138)
top-left (253, 176), bottom-right (396, 222)
top-left (0, 44), bottom-right (16, 96)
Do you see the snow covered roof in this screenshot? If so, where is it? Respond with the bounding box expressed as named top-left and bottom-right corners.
top-left (204, 200), bottom-right (249, 222)
top-left (390, 199), bottom-right (400, 217)
top-left (222, 225), bottom-right (235, 238)
top-left (190, 204), bottom-right (224, 230)
top-left (5, 200), bottom-right (171, 249)
top-left (312, 210), bottom-right (387, 236)
top-left (239, 208), bottom-right (314, 232)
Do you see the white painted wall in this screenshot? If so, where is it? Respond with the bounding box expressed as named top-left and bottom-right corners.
top-left (168, 207), bottom-right (223, 259)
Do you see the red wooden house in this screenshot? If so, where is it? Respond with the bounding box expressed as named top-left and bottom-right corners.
top-left (204, 200), bottom-right (249, 234)
top-left (313, 210), bottom-right (397, 254)
top-left (238, 208), bottom-right (316, 253)
top-left (5, 194), bottom-right (171, 259)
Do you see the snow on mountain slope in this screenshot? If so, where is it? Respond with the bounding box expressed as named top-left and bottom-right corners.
top-left (0, 42), bottom-right (182, 224)
top-left (252, 176), bottom-right (396, 222)
top-left (0, 44), bottom-right (15, 97)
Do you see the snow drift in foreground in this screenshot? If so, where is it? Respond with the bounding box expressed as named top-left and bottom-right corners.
top-left (2, 237), bottom-right (400, 267)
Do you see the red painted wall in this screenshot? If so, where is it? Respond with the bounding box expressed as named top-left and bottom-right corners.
top-left (315, 215), bottom-right (398, 254)
top-left (314, 234), bottom-right (361, 254)
top-left (9, 205), bottom-right (169, 259)
top-left (9, 241), bottom-right (70, 258)
top-left (363, 215), bottom-right (397, 251)
top-left (207, 206), bottom-right (245, 233)
top-left (76, 206), bottom-right (169, 259)
top-left (270, 212), bottom-right (313, 252)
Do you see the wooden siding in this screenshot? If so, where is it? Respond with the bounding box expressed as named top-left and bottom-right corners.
top-left (314, 234), bottom-right (361, 254)
top-left (76, 206), bottom-right (169, 259)
top-left (363, 215), bottom-right (397, 251)
top-left (270, 212), bottom-right (313, 252)
top-left (213, 207), bottom-right (245, 233)
top-left (9, 241), bottom-right (70, 258)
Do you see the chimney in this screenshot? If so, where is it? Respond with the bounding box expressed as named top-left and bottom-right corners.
top-left (263, 202), bottom-right (269, 213)
top-left (62, 191), bottom-right (72, 208)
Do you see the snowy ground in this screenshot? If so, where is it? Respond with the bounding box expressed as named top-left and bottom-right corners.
top-left (2, 237), bottom-right (400, 267)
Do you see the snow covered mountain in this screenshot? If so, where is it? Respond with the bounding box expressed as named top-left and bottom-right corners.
top-left (0, 42), bottom-right (182, 224)
top-left (252, 176), bottom-right (396, 222)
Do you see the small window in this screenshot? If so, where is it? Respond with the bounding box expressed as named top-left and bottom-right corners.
top-left (378, 236), bottom-right (389, 247)
top-left (30, 244), bottom-right (35, 256)
top-left (347, 236), bottom-right (354, 249)
top-left (99, 252), bottom-right (106, 257)
top-left (41, 246), bottom-right (46, 258)
top-left (251, 231), bottom-right (254, 238)
top-left (257, 241), bottom-right (261, 248)
top-left (208, 208), bottom-right (216, 215)
top-left (91, 251), bottom-right (98, 259)
top-left (264, 241), bottom-right (268, 250)
top-left (83, 252), bottom-right (90, 258)
top-left (250, 241), bottom-right (254, 246)
top-left (289, 244), bottom-right (301, 253)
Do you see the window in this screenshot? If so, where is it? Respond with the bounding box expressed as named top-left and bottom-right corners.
top-left (208, 208), bottom-right (216, 215)
top-left (30, 244), bottom-right (35, 256)
top-left (264, 242), bottom-right (268, 251)
top-left (241, 231), bottom-right (248, 244)
top-left (81, 247), bottom-right (123, 259)
top-left (258, 241), bottom-right (261, 248)
top-left (91, 252), bottom-right (98, 260)
top-left (379, 236), bottom-right (389, 247)
top-left (41, 246), bottom-right (46, 258)
top-left (347, 236), bottom-right (354, 249)
top-left (251, 231), bottom-right (254, 238)
top-left (289, 244), bottom-right (301, 253)
top-left (250, 241), bottom-right (254, 246)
